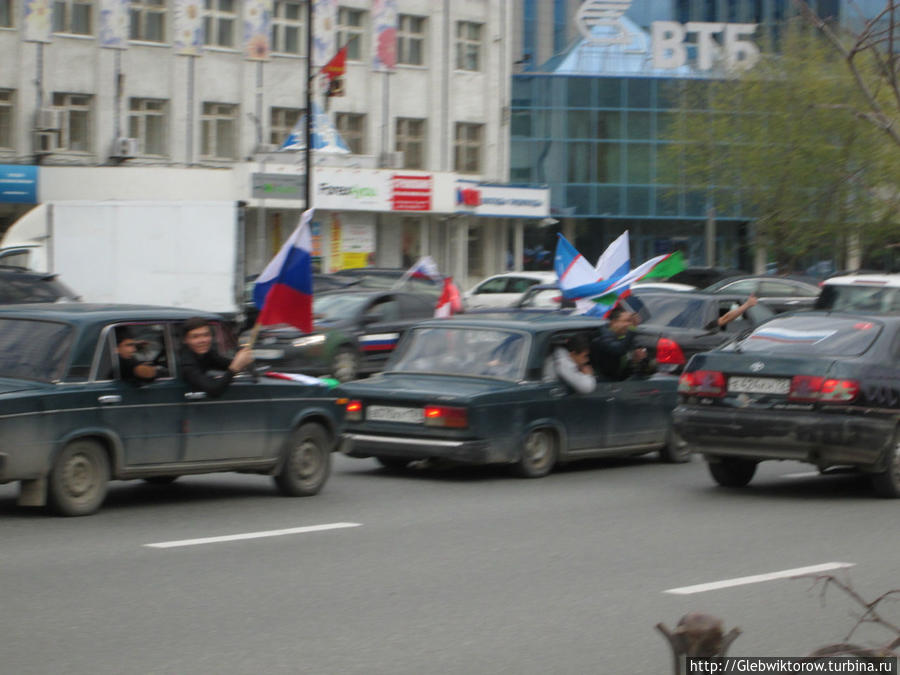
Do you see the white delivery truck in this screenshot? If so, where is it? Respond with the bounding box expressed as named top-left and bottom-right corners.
top-left (0, 200), bottom-right (245, 319)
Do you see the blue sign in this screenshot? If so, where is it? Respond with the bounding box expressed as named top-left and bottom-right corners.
top-left (0, 165), bottom-right (38, 204)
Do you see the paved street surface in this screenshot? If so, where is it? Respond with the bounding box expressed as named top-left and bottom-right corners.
top-left (1, 453), bottom-right (896, 674)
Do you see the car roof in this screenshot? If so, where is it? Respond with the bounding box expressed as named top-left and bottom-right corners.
top-left (0, 303), bottom-right (221, 321)
top-left (823, 274), bottom-right (900, 288)
top-left (317, 287), bottom-right (432, 298)
top-left (412, 312), bottom-right (603, 332)
top-left (764, 310), bottom-right (900, 326)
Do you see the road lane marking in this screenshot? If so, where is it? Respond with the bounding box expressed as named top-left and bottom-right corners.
top-left (144, 522), bottom-right (362, 549)
top-left (663, 562), bottom-right (855, 595)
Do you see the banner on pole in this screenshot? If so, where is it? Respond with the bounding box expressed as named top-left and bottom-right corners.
top-left (243, 0), bottom-right (272, 60)
top-left (99, 0), bottom-right (130, 48)
top-left (173, 0), bottom-right (204, 56)
top-left (372, 0), bottom-right (397, 72)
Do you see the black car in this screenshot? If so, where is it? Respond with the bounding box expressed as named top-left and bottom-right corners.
top-left (703, 275), bottom-right (821, 313)
top-left (630, 290), bottom-right (776, 373)
top-left (668, 266), bottom-right (747, 288)
top-left (0, 265), bottom-right (79, 304)
top-left (673, 312), bottom-right (900, 497)
top-left (248, 288), bottom-right (438, 382)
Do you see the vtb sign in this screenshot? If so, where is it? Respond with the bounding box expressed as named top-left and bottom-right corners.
top-left (576, 0), bottom-right (761, 71)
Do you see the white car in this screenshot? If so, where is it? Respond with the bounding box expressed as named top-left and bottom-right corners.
top-left (463, 271), bottom-right (556, 310)
top-left (816, 273), bottom-right (900, 313)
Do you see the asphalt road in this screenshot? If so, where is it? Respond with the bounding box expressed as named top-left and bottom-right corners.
top-left (0, 453), bottom-right (896, 675)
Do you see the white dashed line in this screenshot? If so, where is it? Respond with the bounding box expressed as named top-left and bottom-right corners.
top-left (663, 562), bottom-right (855, 595)
top-left (144, 522), bottom-right (362, 549)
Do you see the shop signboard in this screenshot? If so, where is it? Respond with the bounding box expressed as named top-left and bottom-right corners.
top-left (252, 173), bottom-right (306, 200)
top-left (391, 173), bottom-right (432, 211)
top-left (315, 168), bottom-right (389, 211)
top-left (0, 165), bottom-right (38, 204)
top-left (454, 180), bottom-right (549, 219)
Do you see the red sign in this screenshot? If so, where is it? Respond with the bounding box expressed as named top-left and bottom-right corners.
top-left (391, 174), bottom-right (432, 211)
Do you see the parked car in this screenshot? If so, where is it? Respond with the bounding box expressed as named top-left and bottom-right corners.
top-left (248, 288), bottom-right (438, 382)
top-left (337, 314), bottom-right (685, 476)
top-left (668, 266), bottom-right (747, 288)
top-left (630, 290), bottom-right (777, 373)
top-left (463, 271), bottom-right (556, 310)
top-left (0, 265), bottom-right (80, 304)
top-left (673, 311), bottom-right (900, 497)
top-left (334, 267), bottom-right (442, 295)
top-left (703, 275), bottom-right (821, 313)
top-left (0, 304), bottom-right (340, 516)
top-left (814, 274), bottom-right (900, 314)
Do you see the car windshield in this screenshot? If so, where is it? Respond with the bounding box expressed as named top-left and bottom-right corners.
top-left (0, 319), bottom-right (74, 381)
top-left (736, 315), bottom-right (882, 356)
top-left (637, 295), bottom-right (708, 329)
top-left (312, 293), bottom-right (370, 321)
top-left (390, 326), bottom-right (529, 379)
top-left (816, 284), bottom-right (900, 313)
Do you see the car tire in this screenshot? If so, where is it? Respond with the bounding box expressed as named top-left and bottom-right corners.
top-left (332, 347), bottom-right (359, 383)
top-left (659, 427), bottom-right (691, 464)
top-left (375, 456), bottom-right (410, 471)
top-left (274, 423), bottom-right (332, 497)
top-left (512, 428), bottom-right (557, 478)
top-left (707, 457), bottom-right (757, 488)
top-left (871, 432), bottom-right (900, 499)
top-left (48, 439), bottom-right (110, 517)
top-left (143, 476), bottom-right (179, 485)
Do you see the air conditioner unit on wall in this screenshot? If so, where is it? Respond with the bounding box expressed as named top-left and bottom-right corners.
top-left (114, 137), bottom-right (139, 158)
top-left (35, 108), bottom-right (62, 131)
top-left (33, 131), bottom-right (57, 154)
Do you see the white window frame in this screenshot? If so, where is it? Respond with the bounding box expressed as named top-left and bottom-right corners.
top-left (455, 21), bottom-right (482, 71)
top-left (270, 106), bottom-right (303, 146)
top-left (337, 6), bottom-right (365, 61)
top-left (53, 0), bottom-right (93, 35)
top-left (395, 117), bottom-right (425, 170)
top-left (128, 97), bottom-right (168, 157)
top-left (200, 102), bottom-right (238, 160)
top-left (203, 0), bottom-right (236, 48)
top-left (52, 92), bottom-right (92, 153)
top-left (335, 112), bottom-right (365, 155)
top-left (454, 122), bottom-right (483, 174)
top-left (0, 90), bottom-right (12, 149)
top-left (271, 0), bottom-right (305, 55)
top-left (129, 0), bottom-right (165, 42)
top-left (397, 14), bottom-right (425, 66)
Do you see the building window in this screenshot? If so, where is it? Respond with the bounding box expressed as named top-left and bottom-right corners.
top-left (53, 0), bottom-right (93, 35)
top-left (397, 14), bottom-right (425, 66)
top-left (335, 112), bottom-right (365, 154)
top-left (200, 102), bottom-right (238, 159)
top-left (337, 6), bottom-right (364, 61)
top-left (270, 106), bottom-right (303, 146)
top-left (129, 0), bottom-right (165, 42)
top-left (454, 122), bottom-right (482, 174)
top-left (395, 118), bottom-right (425, 170)
top-left (128, 98), bottom-right (167, 156)
top-left (271, 0), bottom-right (304, 54)
top-left (203, 0), bottom-right (236, 48)
top-left (553, 0), bottom-right (568, 54)
top-left (455, 21), bottom-right (482, 71)
top-left (52, 92), bottom-right (92, 152)
top-left (0, 0), bottom-right (13, 28)
top-left (0, 90), bottom-right (12, 149)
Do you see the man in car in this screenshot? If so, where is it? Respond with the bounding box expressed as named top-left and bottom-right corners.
top-left (114, 327), bottom-right (160, 384)
top-left (707, 294), bottom-right (758, 331)
top-left (180, 317), bottom-right (254, 397)
top-left (590, 305), bottom-right (649, 380)
top-left (545, 333), bottom-right (596, 394)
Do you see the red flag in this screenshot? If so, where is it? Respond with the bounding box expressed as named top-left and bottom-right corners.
top-left (322, 45), bottom-right (348, 82)
top-left (434, 277), bottom-right (462, 318)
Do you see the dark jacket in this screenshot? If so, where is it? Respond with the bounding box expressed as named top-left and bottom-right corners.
top-left (116, 356), bottom-right (157, 384)
top-left (590, 326), bottom-right (636, 380)
top-left (180, 347), bottom-right (235, 397)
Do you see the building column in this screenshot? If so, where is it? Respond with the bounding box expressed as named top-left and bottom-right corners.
top-left (514, 219), bottom-right (524, 271)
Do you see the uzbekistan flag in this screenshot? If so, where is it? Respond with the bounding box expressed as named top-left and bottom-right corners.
top-left (581, 250), bottom-right (686, 317)
top-left (253, 209), bottom-right (314, 333)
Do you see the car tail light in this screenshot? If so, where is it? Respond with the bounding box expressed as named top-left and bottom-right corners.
top-left (790, 376), bottom-right (859, 403)
top-left (424, 405), bottom-right (468, 428)
top-left (678, 370), bottom-right (726, 397)
top-left (656, 337), bottom-right (686, 366)
top-left (344, 399), bottom-right (363, 421)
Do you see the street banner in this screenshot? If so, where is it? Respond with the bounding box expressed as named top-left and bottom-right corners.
top-left (99, 0), bottom-right (129, 48)
top-left (372, 0), bottom-right (397, 71)
top-left (312, 0), bottom-right (338, 67)
top-left (23, 0), bottom-right (52, 43)
top-left (173, 0), bottom-right (204, 56)
top-left (244, 0), bottom-right (272, 60)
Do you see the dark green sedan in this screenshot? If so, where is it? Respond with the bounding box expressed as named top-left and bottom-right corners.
top-left (338, 314), bottom-right (684, 477)
top-left (0, 304), bottom-right (340, 516)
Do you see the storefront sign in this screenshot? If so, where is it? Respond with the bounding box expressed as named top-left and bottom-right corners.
top-left (0, 165), bottom-right (38, 204)
top-left (340, 221), bottom-right (375, 269)
top-left (454, 180), bottom-right (549, 218)
top-left (391, 174), bottom-right (432, 211)
top-left (252, 173), bottom-right (306, 200)
top-left (315, 168), bottom-right (388, 211)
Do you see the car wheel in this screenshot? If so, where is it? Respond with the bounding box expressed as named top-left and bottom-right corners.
top-left (332, 347), bottom-right (359, 383)
top-left (707, 457), bottom-right (757, 488)
top-left (143, 476), bottom-right (179, 485)
top-left (512, 429), bottom-right (557, 478)
top-left (375, 456), bottom-right (410, 471)
top-left (274, 423), bottom-right (332, 497)
top-left (871, 432), bottom-right (900, 498)
top-left (48, 439), bottom-right (110, 516)
top-left (659, 427), bottom-right (691, 464)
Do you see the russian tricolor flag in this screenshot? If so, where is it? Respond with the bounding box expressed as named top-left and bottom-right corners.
top-left (253, 209), bottom-right (314, 333)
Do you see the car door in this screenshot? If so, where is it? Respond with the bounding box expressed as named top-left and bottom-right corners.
top-left (759, 279), bottom-right (815, 313)
top-left (355, 294), bottom-right (407, 373)
top-left (603, 376), bottom-right (670, 447)
top-left (465, 276), bottom-right (510, 310)
top-left (95, 322), bottom-right (185, 466)
top-left (181, 322), bottom-right (273, 462)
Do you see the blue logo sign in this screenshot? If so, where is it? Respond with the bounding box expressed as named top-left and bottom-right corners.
top-left (0, 165), bottom-right (38, 204)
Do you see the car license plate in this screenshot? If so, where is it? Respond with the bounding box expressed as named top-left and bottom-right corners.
top-left (727, 376), bottom-right (790, 395)
top-left (366, 405), bottom-right (423, 424)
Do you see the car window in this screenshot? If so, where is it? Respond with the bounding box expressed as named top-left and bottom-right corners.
top-left (97, 322), bottom-right (172, 381)
top-left (520, 288), bottom-right (563, 309)
top-left (0, 275), bottom-right (70, 303)
top-left (313, 293), bottom-right (369, 321)
top-left (789, 283), bottom-right (820, 297)
top-left (737, 315), bottom-right (882, 356)
top-left (390, 326), bottom-right (529, 379)
top-left (474, 277), bottom-right (509, 294)
top-left (365, 299), bottom-right (400, 322)
top-left (817, 285), bottom-right (900, 313)
top-left (638, 295), bottom-right (708, 329)
top-left (398, 294), bottom-right (434, 317)
top-left (507, 277), bottom-right (541, 294)
top-left (0, 251), bottom-right (31, 268)
top-left (720, 280), bottom-right (757, 295)
top-left (0, 318), bottom-right (74, 381)
top-left (759, 280), bottom-right (798, 296)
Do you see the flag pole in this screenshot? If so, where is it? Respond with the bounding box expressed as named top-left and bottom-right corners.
top-left (304, 1), bottom-right (313, 212)
top-left (245, 322), bottom-right (263, 351)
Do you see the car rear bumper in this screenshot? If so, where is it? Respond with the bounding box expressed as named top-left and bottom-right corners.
top-left (340, 432), bottom-right (495, 464)
top-left (673, 405), bottom-right (895, 469)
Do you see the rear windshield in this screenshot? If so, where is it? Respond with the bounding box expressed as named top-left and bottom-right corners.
top-left (816, 284), bottom-right (900, 313)
top-left (736, 315), bottom-right (881, 356)
top-left (0, 318), bottom-right (74, 381)
top-left (637, 295), bottom-right (708, 329)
